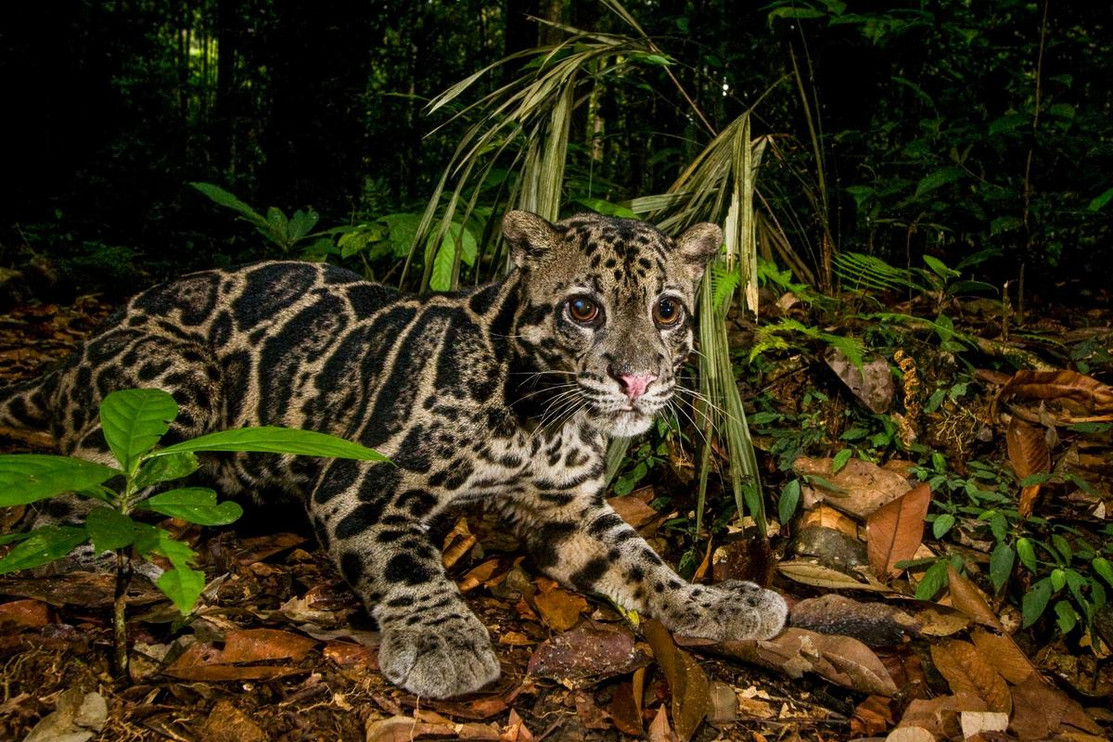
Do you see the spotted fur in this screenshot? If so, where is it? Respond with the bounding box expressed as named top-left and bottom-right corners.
top-left (0, 211), bottom-right (786, 698)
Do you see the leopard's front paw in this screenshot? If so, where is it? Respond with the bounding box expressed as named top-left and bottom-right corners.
top-left (379, 613), bottom-right (500, 698)
top-left (668, 580), bottom-right (786, 641)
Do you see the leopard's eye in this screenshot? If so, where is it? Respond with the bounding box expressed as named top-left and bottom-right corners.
top-left (567, 296), bottom-right (601, 325)
top-left (653, 297), bottom-right (683, 327)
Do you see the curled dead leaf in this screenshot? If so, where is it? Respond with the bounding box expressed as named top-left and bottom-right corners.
top-left (642, 620), bottom-right (710, 742)
top-left (777, 560), bottom-right (893, 592)
top-left (533, 578), bottom-right (588, 632)
top-left (688, 627), bottom-right (898, 696)
top-left (793, 456), bottom-right (913, 518)
top-left (997, 369), bottom-right (1113, 417)
top-left (164, 628), bottom-right (316, 681)
top-left (945, 565), bottom-right (1003, 630)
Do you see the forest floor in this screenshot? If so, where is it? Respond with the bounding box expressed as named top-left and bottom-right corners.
top-left (1, 285), bottom-right (1112, 742)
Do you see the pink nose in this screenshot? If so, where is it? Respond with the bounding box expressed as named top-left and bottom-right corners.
top-left (619, 373), bottom-right (657, 401)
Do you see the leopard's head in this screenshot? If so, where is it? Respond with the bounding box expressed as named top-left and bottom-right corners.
top-left (503, 210), bottom-right (721, 437)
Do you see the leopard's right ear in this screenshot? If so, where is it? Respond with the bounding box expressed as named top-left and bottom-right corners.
top-left (502, 210), bottom-right (558, 268)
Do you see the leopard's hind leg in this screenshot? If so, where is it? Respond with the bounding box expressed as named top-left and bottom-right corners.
top-left (31, 328), bottom-right (225, 528)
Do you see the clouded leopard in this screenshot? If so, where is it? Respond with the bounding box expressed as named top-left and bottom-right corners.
top-left (0, 211), bottom-right (786, 698)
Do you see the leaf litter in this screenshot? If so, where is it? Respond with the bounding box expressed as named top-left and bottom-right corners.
top-left (3, 288), bottom-right (1113, 741)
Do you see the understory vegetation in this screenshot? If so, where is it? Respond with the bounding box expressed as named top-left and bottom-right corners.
top-left (2, 0), bottom-right (1112, 738)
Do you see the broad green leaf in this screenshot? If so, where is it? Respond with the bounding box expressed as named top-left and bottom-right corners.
top-left (0, 526), bottom-right (87, 574)
top-left (189, 182), bottom-right (269, 228)
top-left (932, 513), bottom-right (955, 539)
top-left (1053, 599), bottom-right (1078, 634)
top-left (1087, 187), bottom-right (1113, 212)
top-left (133, 524), bottom-right (196, 569)
top-left (572, 197), bottom-right (637, 218)
top-left (287, 208), bottom-right (320, 242)
top-left (429, 221), bottom-right (478, 292)
top-left (86, 506), bottom-right (137, 552)
top-left (1093, 556), bottom-right (1113, 587)
top-left (1051, 533), bottom-right (1072, 564)
top-left (1050, 567), bottom-right (1067, 592)
top-left (99, 389), bottom-right (179, 474)
top-left (266, 206), bottom-right (289, 243)
top-left (914, 166), bottom-right (964, 197)
top-left (989, 542), bottom-right (1015, 593)
top-left (157, 566), bottom-right (206, 615)
top-left (137, 487), bottom-right (243, 526)
top-left (133, 452), bottom-right (201, 490)
top-left (1017, 537), bottom-right (1038, 572)
top-left (915, 559), bottom-right (949, 600)
top-left (0, 455), bottom-right (119, 506)
top-left (832, 449), bottom-right (853, 473)
top-left (1022, 577), bottom-right (1053, 628)
top-left (381, 212), bottom-right (424, 257)
top-left (989, 512), bottom-right (1008, 543)
top-left (153, 426), bottom-right (388, 462)
top-left (778, 479), bottom-right (801, 524)
top-left (922, 254), bottom-right (959, 280)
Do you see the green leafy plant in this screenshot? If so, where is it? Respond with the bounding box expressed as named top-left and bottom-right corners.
top-left (0, 388), bottom-right (386, 674)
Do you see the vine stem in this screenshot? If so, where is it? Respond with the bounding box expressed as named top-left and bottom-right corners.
top-left (113, 548), bottom-right (132, 677)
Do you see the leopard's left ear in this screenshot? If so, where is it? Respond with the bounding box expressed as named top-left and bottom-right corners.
top-left (675, 222), bottom-right (723, 280)
top-left (503, 210), bottom-right (558, 268)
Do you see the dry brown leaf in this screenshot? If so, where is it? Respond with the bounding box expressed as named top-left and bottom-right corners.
top-left (930, 639), bottom-right (1011, 714)
top-left (647, 705), bottom-right (677, 742)
top-left (1006, 417), bottom-right (1051, 480)
top-left (199, 699), bottom-right (267, 742)
top-left (693, 627), bottom-right (898, 696)
top-left (0, 598), bottom-right (50, 630)
top-left (608, 495), bottom-right (661, 529)
top-left (777, 560), bottom-right (893, 592)
top-left (610, 678), bottom-right (644, 737)
top-left (533, 578), bottom-right (588, 632)
top-left (800, 504), bottom-right (860, 537)
top-left (866, 482), bottom-right (931, 579)
top-left (794, 456), bottom-right (912, 518)
top-left (1019, 483), bottom-right (1044, 519)
top-left (969, 628), bottom-right (1036, 684)
top-left (913, 605), bottom-right (973, 637)
top-left (526, 620), bottom-right (651, 686)
top-left (998, 369), bottom-right (1113, 416)
top-left (825, 350), bottom-right (895, 413)
top-left (459, 559), bottom-right (501, 593)
top-left (500, 709), bottom-right (534, 742)
top-left (1008, 673), bottom-right (1103, 739)
top-left (441, 517), bottom-right (477, 569)
top-left (884, 727), bottom-right (934, 742)
top-left (365, 715), bottom-right (499, 742)
top-left (706, 681), bottom-right (737, 725)
top-left (165, 629), bottom-right (317, 681)
top-left (573, 691), bottom-right (613, 730)
top-left (643, 620), bottom-right (711, 742)
top-left (898, 693), bottom-right (986, 739)
top-left (851, 695), bottom-right (895, 737)
top-left (946, 565), bottom-right (1004, 630)
top-left (960, 710), bottom-right (1009, 739)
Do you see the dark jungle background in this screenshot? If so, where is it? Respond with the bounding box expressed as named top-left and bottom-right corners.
top-left (2, 0), bottom-right (1110, 300)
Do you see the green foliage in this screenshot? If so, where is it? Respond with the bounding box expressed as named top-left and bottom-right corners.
top-left (0, 388), bottom-right (387, 619)
top-left (191, 182), bottom-right (333, 257)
